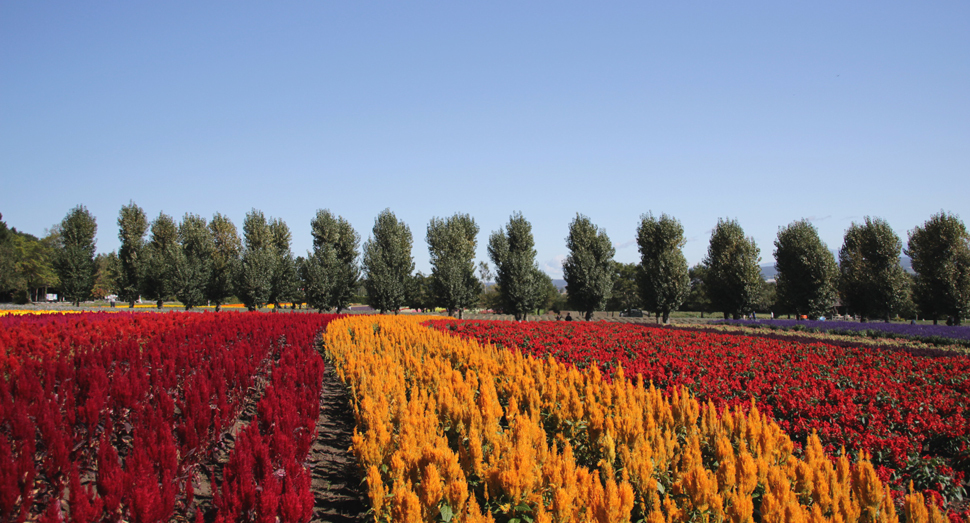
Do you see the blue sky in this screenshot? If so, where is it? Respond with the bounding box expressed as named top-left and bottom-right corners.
top-left (2, 2), bottom-right (967, 278)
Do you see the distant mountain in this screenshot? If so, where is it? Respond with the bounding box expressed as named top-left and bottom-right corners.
top-left (761, 255), bottom-right (914, 281)
top-left (552, 279), bottom-right (567, 291)
top-left (760, 264), bottom-right (778, 281)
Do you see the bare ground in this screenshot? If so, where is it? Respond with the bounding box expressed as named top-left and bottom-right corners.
top-left (308, 362), bottom-right (369, 523)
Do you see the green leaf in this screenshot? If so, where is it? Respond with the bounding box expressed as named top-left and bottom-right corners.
top-left (439, 503), bottom-right (454, 522)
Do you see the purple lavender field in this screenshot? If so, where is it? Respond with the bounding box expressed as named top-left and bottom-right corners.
top-left (714, 319), bottom-right (970, 343)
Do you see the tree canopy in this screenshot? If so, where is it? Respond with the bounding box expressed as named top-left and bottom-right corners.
top-left (141, 212), bottom-right (179, 308)
top-left (636, 213), bottom-right (690, 323)
top-left (427, 213), bottom-right (480, 318)
top-left (773, 219), bottom-right (839, 319)
top-left (207, 213), bottom-right (241, 311)
top-left (173, 213), bottom-right (213, 310)
top-left (237, 209), bottom-right (275, 311)
top-left (302, 210), bottom-right (361, 313)
top-left (839, 217), bottom-right (908, 322)
top-left (54, 205), bottom-right (98, 306)
top-left (117, 202), bottom-right (148, 307)
top-left (906, 212), bottom-right (970, 324)
top-left (562, 214), bottom-right (615, 321)
top-left (362, 209), bottom-right (414, 314)
top-left (702, 218), bottom-right (763, 319)
top-left (488, 212), bottom-right (544, 321)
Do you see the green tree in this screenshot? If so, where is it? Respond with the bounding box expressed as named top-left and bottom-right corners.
top-left (538, 272), bottom-right (566, 315)
top-left (268, 218), bottom-right (300, 310)
top-left (773, 220), bottom-right (839, 320)
top-left (237, 209), bottom-right (275, 311)
top-left (54, 205), bottom-right (98, 306)
top-left (207, 213), bottom-right (241, 311)
top-left (117, 202), bottom-right (148, 307)
top-left (92, 252), bottom-right (121, 300)
top-left (0, 213), bottom-right (14, 297)
top-left (636, 213), bottom-right (690, 324)
top-left (906, 212), bottom-right (970, 324)
top-left (605, 262), bottom-right (640, 313)
top-left (301, 210), bottom-right (360, 312)
top-left (839, 217), bottom-right (908, 322)
top-left (561, 214), bottom-right (615, 321)
top-left (6, 232), bottom-right (59, 302)
top-left (406, 271), bottom-right (437, 312)
top-left (173, 213), bottom-right (213, 310)
top-left (141, 212), bottom-right (179, 308)
top-left (427, 213), bottom-right (480, 318)
top-left (684, 264), bottom-right (713, 316)
top-left (488, 212), bottom-right (544, 321)
top-left (703, 218), bottom-right (763, 319)
top-left (362, 209), bottom-right (414, 314)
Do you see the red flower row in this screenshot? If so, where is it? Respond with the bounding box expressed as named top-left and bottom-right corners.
top-left (0, 312), bottom-right (338, 523)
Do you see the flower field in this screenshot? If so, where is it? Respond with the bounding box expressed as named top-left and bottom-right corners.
top-left (0, 311), bottom-right (339, 522)
top-left (3, 311), bottom-right (963, 522)
top-left (328, 315), bottom-right (952, 523)
top-left (714, 320), bottom-right (970, 346)
top-left (426, 319), bottom-right (970, 516)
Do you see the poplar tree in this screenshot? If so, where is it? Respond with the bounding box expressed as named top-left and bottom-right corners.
top-left (773, 219), bottom-right (839, 319)
top-left (362, 209), bottom-right (414, 314)
top-left (906, 212), bottom-right (970, 324)
top-left (237, 209), bottom-right (275, 311)
top-left (117, 202), bottom-right (148, 307)
top-left (174, 213), bottom-right (213, 310)
top-left (92, 252), bottom-right (121, 300)
top-left (703, 218), bottom-right (763, 319)
top-left (54, 205), bottom-right (98, 305)
top-left (268, 218), bottom-right (300, 310)
top-left (427, 213), bottom-right (480, 318)
top-left (839, 217), bottom-right (907, 322)
top-left (207, 213), bottom-right (241, 311)
top-left (302, 210), bottom-right (360, 313)
top-left (488, 212), bottom-right (544, 321)
top-left (141, 212), bottom-right (179, 309)
top-left (562, 214), bottom-right (615, 321)
top-left (636, 213), bottom-right (690, 324)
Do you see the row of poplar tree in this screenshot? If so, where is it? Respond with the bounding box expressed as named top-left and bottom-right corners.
top-left (5, 204), bottom-right (970, 324)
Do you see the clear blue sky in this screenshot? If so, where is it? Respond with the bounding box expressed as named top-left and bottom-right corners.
top-left (2, 2), bottom-right (967, 278)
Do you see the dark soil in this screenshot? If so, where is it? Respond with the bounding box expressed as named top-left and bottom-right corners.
top-left (173, 355), bottom-right (368, 523)
top-left (307, 362), bottom-right (369, 523)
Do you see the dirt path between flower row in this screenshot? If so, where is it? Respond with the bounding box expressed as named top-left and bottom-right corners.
top-left (308, 361), bottom-right (369, 523)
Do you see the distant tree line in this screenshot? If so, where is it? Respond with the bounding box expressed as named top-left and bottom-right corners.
top-left (2, 207), bottom-right (968, 324)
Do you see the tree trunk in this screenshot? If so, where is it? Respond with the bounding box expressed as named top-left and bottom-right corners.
top-left (458, 309), bottom-right (463, 319)
top-left (585, 310), bottom-right (593, 321)
top-left (129, 300), bottom-right (136, 308)
top-left (215, 303), bottom-right (222, 312)
top-left (933, 318), bottom-right (938, 325)
top-left (156, 299), bottom-right (163, 309)
top-left (723, 312), bottom-right (730, 320)
top-left (662, 310), bottom-right (670, 324)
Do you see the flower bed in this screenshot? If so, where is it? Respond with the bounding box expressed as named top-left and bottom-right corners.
top-left (327, 315), bottom-right (946, 522)
top-left (0, 311), bottom-right (338, 522)
top-left (715, 319), bottom-right (970, 348)
top-left (427, 319), bottom-right (970, 513)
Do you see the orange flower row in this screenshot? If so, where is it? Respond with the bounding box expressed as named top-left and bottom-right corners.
top-left (322, 316), bottom-right (952, 523)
